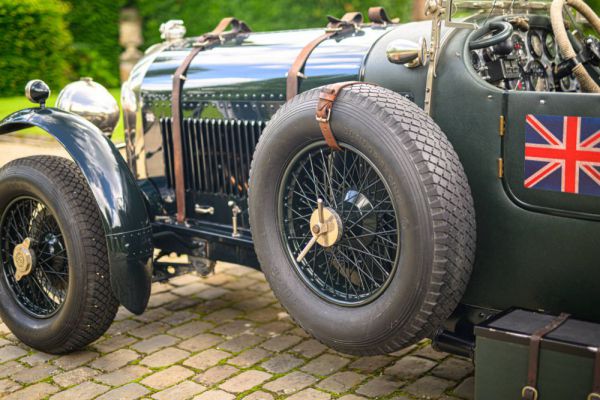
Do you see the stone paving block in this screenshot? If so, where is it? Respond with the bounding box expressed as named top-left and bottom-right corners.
top-left (260, 334), bottom-right (303, 352)
top-left (286, 388), bottom-right (331, 400)
top-left (228, 347), bottom-right (272, 368)
top-left (211, 320), bottom-right (252, 336)
top-left (349, 355), bottom-right (395, 373)
top-left (316, 371), bottom-right (366, 393)
top-left (204, 308), bottom-right (243, 323)
top-left (151, 282), bottom-right (174, 294)
top-left (0, 378), bottom-right (21, 394)
top-left (218, 333), bottom-right (263, 353)
top-left (184, 348), bottom-right (231, 370)
top-left (20, 352), bottom-right (56, 366)
top-left (4, 382), bottom-right (59, 400)
top-left (168, 320), bottom-right (213, 338)
top-left (291, 339), bottom-right (327, 358)
top-left (254, 321), bottom-right (293, 337)
top-left (169, 274), bottom-right (202, 286)
top-left (135, 308), bottom-right (171, 323)
top-left (245, 307), bottom-right (280, 323)
top-left (223, 279), bottom-right (256, 291)
top-left (53, 367), bottom-right (99, 388)
top-left (166, 296), bottom-right (205, 311)
top-left (0, 345), bottom-right (27, 363)
top-left (96, 383), bottom-right (150, 400)
top-left (131, 334), bottom-right (179, 354)
top-left (178, 333), bottom-right (223, 352)
top-left (141, 365), bottom-right (194, 390)
top-left (219, 370), bottom-right (272, 393)
top-left (233, 296), bottom-right (274, 312)
top-left (0, 337), bottom-right (11, 347)
top-left (140, 347), bottom-right (190, 368)
top-left (153, 380), bottom-right (206, 400)
top-left (301, 353), bottom-right (351, 376)
top-left (93, 334), bottom-right (138, 353)
top-left (193, 389), bottom-right (235, 400)
top-left (53, 351), bottom-right (99, 370)
top-left (263, 371), bottom-right (318, 395)
top-left (432, 357), bottom-right (474, 381)
top-left (95, 365), bottom-right (151, 386)
top-left (0, 361), bottom-right (25, 378)
top-left (241, 390), bottom-right (274, 400)
top-left (107, 319), bottom-right (142, 336)
top-left (12, 363), bottom-right (59, 384)
top-left (384, 355), bottom-right (437, 379)
top-left (247, 281), bottom-right (271, 292)
top-left (261, 353), bottom-right (304, 373)
top-left (338, 395), bottom-right (369, 400)
top-left (171, 282), bottom-right (211, 297)
top-left (223, 264), bottom-right (253, 276)
top-left (389, 344), bottom-right (417, 358)
top-left (404, 375), bottom-right (455, 398)
top-left (196, 287), bottom-right (229, 300)
top-left (453, 376), bottom-right (475, 400)
top-left (162, 310), bottom-right (197, 325)
top-left (355, 376), bottom-right (404, 398)
top-left (50, 381), bottom-right (110, 400)
top-left (89, 349), bottom-right (139, 372)
top-left (147, 292), bottom-right (179, 308)
top-left (195, 364), bottom-right (239, 386)
top-left (413, 344), bottom-right (448, 361)
top-left (129, 322), bottom-right (170, 339)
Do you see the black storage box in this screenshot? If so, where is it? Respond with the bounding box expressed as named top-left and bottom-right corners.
top-left (474, 309), bottom-right (600, 400)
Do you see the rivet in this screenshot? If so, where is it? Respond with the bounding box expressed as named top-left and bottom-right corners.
top-left (540, 99), bottom-right (546, 105)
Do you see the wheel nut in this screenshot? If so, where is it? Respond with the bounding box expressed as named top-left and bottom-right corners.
top-left (312, 225), bottom-right (321, 234)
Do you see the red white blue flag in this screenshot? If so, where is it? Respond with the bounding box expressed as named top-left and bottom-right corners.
top-left (524, 114), bottom-right (600, 196)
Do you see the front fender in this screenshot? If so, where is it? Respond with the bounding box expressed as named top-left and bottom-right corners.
top-left (0, 107), bottom-right (152, 314)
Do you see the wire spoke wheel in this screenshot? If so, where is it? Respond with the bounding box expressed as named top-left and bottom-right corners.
top-left (279, 142), bottom-right (400, 306)
top-left (0, 197), bottom-right (68, 318)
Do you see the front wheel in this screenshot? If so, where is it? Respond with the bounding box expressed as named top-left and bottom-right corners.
top-left (0, 156), bottom-right (118, 353)
top-left (249, 85), bottom-right (476, 355)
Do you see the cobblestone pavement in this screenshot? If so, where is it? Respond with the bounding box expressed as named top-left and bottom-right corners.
top-left (0, 263), bottom-right (475, 400)
top-left (0, 139), bottom-right (475, 399)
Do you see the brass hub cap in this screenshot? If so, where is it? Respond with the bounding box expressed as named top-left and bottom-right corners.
top-left (13, 238), bottom-right (34, 281)
top-left (309, 206), bottom-right (342, 247)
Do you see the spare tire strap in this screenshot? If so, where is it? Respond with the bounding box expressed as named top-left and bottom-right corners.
top-left (171, 17), bottom-right (251, 223)
top-left (316, 81), bottom-right (378, 151)
top-left (286, 12), bottom-right (363, 100)
top-left (521, 312), bottom-right (570, 400)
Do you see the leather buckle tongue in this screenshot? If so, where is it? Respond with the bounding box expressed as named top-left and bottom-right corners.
top-left (316, 106), bottom-right (331, 123)
top-left (521, 386), bottom-right (538, 400)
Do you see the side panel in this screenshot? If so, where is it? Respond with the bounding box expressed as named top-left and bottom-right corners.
top-left (431, 28), bottom-right (600, 322)
top-left (0, 108), bottom-right (153, 314)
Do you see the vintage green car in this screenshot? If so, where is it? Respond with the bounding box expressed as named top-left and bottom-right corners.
top-left (0, 0), bottom-right (598, 391)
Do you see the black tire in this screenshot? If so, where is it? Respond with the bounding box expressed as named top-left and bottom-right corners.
top-left (249, 85), bottom-right (476, 355)
top-left (0, 156), bottom-right (118, 353)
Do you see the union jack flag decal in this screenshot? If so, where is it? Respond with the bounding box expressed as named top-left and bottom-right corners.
top-left (524, 114), bottom-right (600, 196)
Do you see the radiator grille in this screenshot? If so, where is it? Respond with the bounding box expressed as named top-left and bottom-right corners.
top-left (160, 117), bottom-right (265, 198)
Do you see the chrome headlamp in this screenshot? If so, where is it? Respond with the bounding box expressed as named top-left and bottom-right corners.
top-left (56, 77), bottom-right (120, 138)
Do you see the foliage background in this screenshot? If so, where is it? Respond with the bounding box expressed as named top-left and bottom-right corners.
top-left (0, 0), bottom-right (599, 96)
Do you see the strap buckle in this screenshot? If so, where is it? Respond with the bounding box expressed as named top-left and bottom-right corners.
top-left (588, 393), bottom-right (600, 400)
top-left (316, 106), bottom-right (331, 123)
top-left (522, 386), bottom-right (538, 400)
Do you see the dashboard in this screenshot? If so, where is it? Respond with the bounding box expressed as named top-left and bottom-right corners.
top-left (470, 16), bottom-right (580, 92)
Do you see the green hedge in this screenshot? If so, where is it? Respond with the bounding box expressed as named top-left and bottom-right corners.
top-left (137, 0), bottom-right (412, 46)
top-left (64, 0), bottom-right (126, 89)
top-left (0, 0), bottom-right (72, 97)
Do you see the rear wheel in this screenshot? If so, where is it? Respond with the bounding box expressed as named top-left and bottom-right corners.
top-left (249, 85), bottom-right (476, 355)
top-left (0, 156), bottom-right (118, 353)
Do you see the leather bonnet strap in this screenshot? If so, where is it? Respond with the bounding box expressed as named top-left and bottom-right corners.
top-left (286, 12), bottom-right (363, 101)
top-left (368, 6), bottom-right (395, 25)
top-left (522, 313), bottom-right (570, 400)
top-left (171, 17), bottom-right (251, 223)
top-left (316, 81), bottom-right (378, 151)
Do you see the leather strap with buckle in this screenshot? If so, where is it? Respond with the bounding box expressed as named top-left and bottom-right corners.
top-left (171, 17), bottom-right (251, 223)
top-left (521, 313), bottom-right (570, 400)
top-left (315, 81), bottom-right (379, 151)
top-left (368, 6), bottom-right (398, 26)
top-left (286, 12), bottom-right (364, 101)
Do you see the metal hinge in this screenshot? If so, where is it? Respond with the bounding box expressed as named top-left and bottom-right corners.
top-left (499, 115), bottom-right (506, 137)
top-left (497, 158), bottom-right (504, 178)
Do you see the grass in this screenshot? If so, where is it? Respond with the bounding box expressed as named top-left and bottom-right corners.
top-left (0, 88), bottom-right (124, 143)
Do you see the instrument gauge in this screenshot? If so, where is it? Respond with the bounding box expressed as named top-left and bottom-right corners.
top-left (526, 60), bottom-right (550, 91)
top-left (544, 32), bottom-right (557, 59)
top-left (512, 34), bottom-right (526, 58)
top-left (528, 31), bottom-right (544, 58)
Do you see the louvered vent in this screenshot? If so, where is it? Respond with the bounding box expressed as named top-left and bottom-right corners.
top-left (160, 117), bottom-right (265, 198)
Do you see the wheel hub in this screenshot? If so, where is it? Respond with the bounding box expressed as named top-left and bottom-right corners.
top-left (13, 238), bottom-right (35, 281)
top-left (309, 205), bottom-right (343, 248)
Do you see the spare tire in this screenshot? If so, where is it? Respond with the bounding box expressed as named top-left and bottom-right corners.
top-left (249, 84), bottom-right (475, 355)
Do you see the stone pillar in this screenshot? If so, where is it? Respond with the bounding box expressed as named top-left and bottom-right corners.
top-left (119, 8), bottom-right (143, 82)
